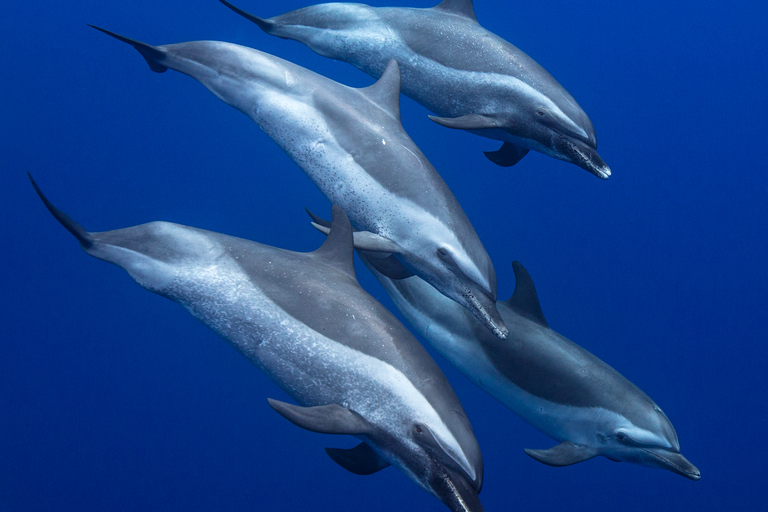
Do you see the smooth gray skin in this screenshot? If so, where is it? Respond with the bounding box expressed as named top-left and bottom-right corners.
top-left (220, 0), bottom-right (611, 179)
top-left (92, 26), bottom-right (508, 341)
top-left (358, 251), bottom-right (700, 480)
top-left (30, 175), bottom-right (485, 512)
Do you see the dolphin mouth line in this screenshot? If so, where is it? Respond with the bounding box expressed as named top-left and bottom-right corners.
top-left (465, 290), bottom-right (507, 339)
top-left (639, 448), bottom-right (701, 480)
top-left (561, 136), bottom-right (610, 180)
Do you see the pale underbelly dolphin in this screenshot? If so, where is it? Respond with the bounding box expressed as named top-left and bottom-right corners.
top-left (348, 243), bottom-right (699, 480)
top-left (93, 27), bottom-right (508, 341)
top-left (30, 175), bottom-right (485, 512)
top-left (220, 0), bottom-right (610, 179)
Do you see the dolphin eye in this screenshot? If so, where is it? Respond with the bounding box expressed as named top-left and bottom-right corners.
top-left (615, 431), bottom-right (632, 444)
top-left (436, 247), bottom-right (449, 259)
top-left (415, 425), bottom-right (424, 434)
top-left (536, 109), bottom-right (546, 116)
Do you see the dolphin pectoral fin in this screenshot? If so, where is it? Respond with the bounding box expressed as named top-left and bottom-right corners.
top-left (267, 399), bottom-right (373, 435)
top-left (88, 25), bottom-right (168, 73)
top-left (325, 443), bottom-right (391, 475)
top-left (503, 261), bottom-right (548, 328)
top-left (310, 222), bottom-right (402, 254)
top-left (524, 442), bottom-right (598, 467)
top-left (428, 114), bottom-right (499, 131)
top-left (361, 252), bottom-right (415, 280)
top-left (483, 143), bottom-right (529, 167)
top-left (218, 0), bottom-right (276, 33)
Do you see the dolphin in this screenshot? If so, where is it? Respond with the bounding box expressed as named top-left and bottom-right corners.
top-left (358, 255), bottom-right (700, 479)
top-left (219, 0), bottom-right (610, 179)
top-left (292, 211), bottom-right (698, 479)
top-left (92, 26), bottom-right (508, 341)
top-left (30, 174), bottom-right (485, 512)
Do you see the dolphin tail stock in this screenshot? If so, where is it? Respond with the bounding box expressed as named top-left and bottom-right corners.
top-left (219, 0), bottom-right (276, 33)
top-left (28, 173), bottom-right (94, 249)
top-left (88, 25), bottom-right (168, 73)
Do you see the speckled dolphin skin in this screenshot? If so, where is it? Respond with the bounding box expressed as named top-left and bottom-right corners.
top-left (30, 175), bottom-right (485, 512)
top-left (356, 250), bottom-right (699, 480)
top-left (92, 26), bottom-right (508, 341)
top-left (220, 0), bottom-right (610, 179)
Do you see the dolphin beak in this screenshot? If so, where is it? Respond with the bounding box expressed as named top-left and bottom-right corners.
top-left (557, 135), bottom-right (611, 180)
top-left (464, 289), bottom-right (508, 340)
top-left (642, 448), bottom-right (701, 481)
top-left (431, 466), bottom-right (485, 512)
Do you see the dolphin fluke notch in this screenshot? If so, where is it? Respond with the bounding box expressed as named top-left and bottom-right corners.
top-left (525, 441), bottom-right (598, 467)
top-left (267, 399), bottom-right (374, 435)
top-left (504, 261), bottom-right (548, 328)
top-left (325, 443), bottom-right (391, 475)
top-left (28, 173), bottom-right (94, 249)
top-left (219, 0), bottom-right (275, 32)
top-left (89, 25), bottom-right (168, 73)
top-left (483, 142), bottom-right (529, 167)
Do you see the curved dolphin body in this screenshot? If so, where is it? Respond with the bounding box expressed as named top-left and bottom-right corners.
top-left (30, 176), bottom-right (485, 512)
top-left (92, 27), bottom-right (508, 341)
top-left (220, 0), bottom-right (611, 179)
top-left (356, 250), bottom-right (699, 480)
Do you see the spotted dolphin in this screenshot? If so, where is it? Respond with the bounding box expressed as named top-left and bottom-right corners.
top-left (220, 0), bottom-right (610, 179)
top-left (297, 223), bottom-right (694, 479)
top-left (92, 27), bottom-right (508, 341)
top-left (30, 175), bottom-right (485, 512)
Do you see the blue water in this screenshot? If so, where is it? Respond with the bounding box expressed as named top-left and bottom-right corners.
top-left (2, 0), bottom-right (766, 510)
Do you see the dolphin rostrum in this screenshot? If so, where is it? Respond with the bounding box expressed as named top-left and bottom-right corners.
top-left (92, 26), bottom-right (508, 341)
top-left (219, 0), bottom-right (610, 179)
top-left (30, 174), bottom-right (485, 512)
top-left (311, 230), bottom-right (695, 479)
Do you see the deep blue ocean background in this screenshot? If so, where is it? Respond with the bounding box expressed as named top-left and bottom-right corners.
top-left (3, 0), bottom-right (766, 510)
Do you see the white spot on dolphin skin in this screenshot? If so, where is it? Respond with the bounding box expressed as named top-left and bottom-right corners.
top-left (382, 139), bottom-right (386, 145)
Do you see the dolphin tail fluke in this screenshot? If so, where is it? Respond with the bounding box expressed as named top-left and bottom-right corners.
top-left (88, 25), bottom-right (168, 73)
top-left (28, 173), bottom-right (94, 249)
top-left (325, 443), bottom-right (391, 475)
top-left (219, 0), bottom-right (276, 33)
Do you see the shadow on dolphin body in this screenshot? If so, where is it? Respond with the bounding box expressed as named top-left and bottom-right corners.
top-left (29, 174), bottom-right (486, 512)
top-left (309, 209), bottom-right (699, 481)
top-left (219, 0), bottom-right (611, 179)
top-left (90, 25), bottom-right (508, 341)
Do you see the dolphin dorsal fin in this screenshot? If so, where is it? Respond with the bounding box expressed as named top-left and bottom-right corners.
top-left (360, 59), bottom-right (402, 123)
top-left (504, 261), bottom-right (548, 328)
top-left (433, 0), bottom-right (477, 22)
top-left (312, 205), bottom-right (357, 280)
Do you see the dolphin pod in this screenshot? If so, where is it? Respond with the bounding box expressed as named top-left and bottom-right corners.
top-left (351, 246), bottom-right (700, 480)
top-left (91, 26), bottom-right (509, 341)
top-left (30, 175), bottom-right (485, 512)
top-left (219, 0), bottom-right (611, 179)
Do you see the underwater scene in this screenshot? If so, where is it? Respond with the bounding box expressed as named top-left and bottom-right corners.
top-left (2, 0), bottom-right (767, 510)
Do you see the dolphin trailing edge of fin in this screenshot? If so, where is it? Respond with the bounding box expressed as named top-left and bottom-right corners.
top-left (218, 0), bottom-right (276, 33)
top-left (89, 25), bottom-right (168, 73)
top-left (28, 173), bottom-right (94, 249)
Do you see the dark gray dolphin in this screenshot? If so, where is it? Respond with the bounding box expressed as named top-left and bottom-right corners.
top-left (30, 174), bottom-right (485, 512)
top-left (220, 0), bottom-right (610, 179)
top-left (331, 236), bottom-right (697, 479)
top-left (92, 26), bottom-right (508, 341)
